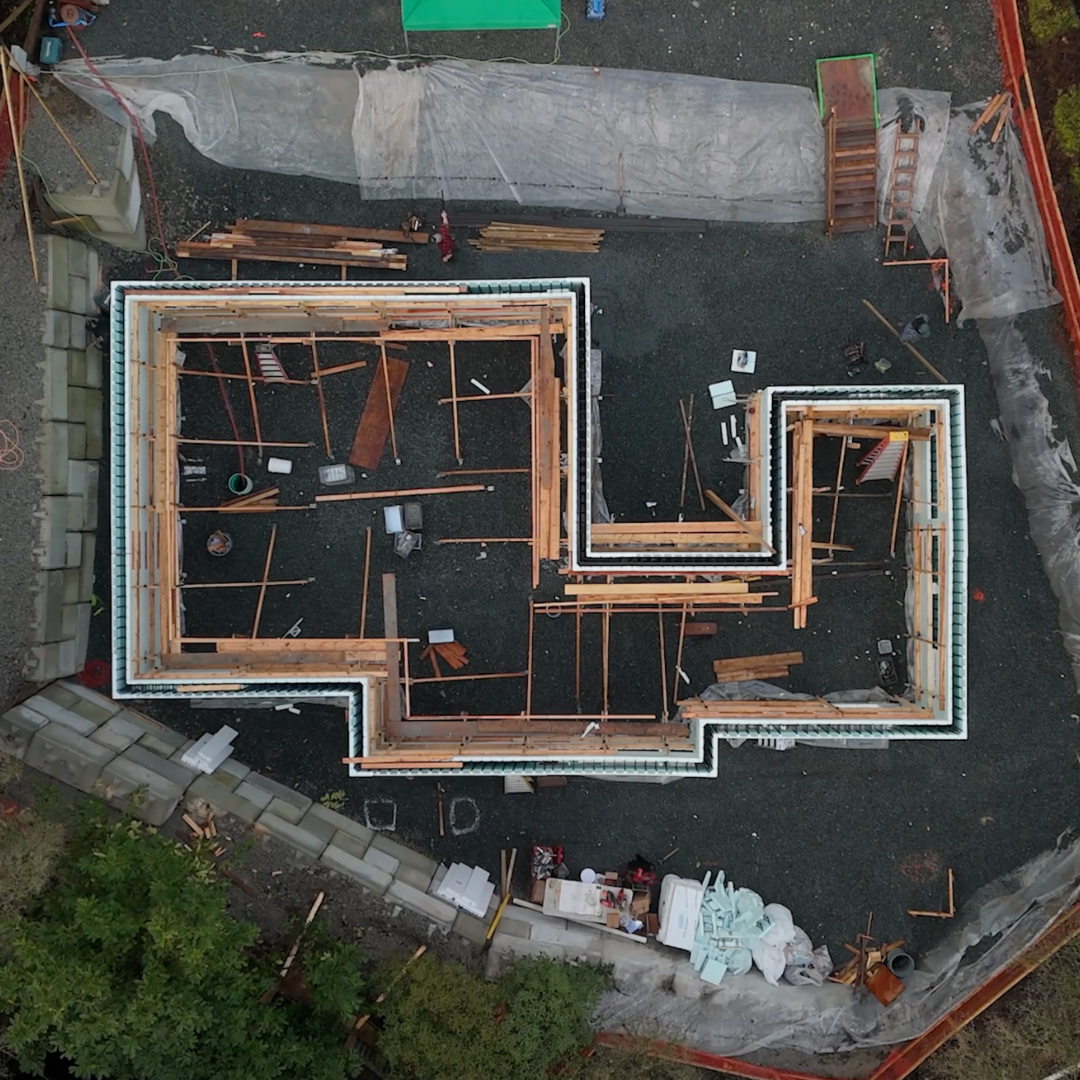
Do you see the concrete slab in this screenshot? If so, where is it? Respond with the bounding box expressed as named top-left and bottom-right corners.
top-left (119, 742), bottom-right (198, 792)
top-left (363, 845), bottom-right (400, 876)
top-left (25, 721), bottom-right (115, 792)
top-left (394, 863), bottom-right (435, 893)
top-left (256, 811), bottom-right (329, 860)
top-left (99, 753), bottom-right (185, 826)
top-left (21, 693), bottom-right (98, 735)
top-left (452, 909), bottom-right (490, 946)
top-left (300, 801), bottom-right (374, 847)
top-left (326, 828), bottom-right (371, 861)
top-left (185, 773), bottom-right (266, 823)
top-left (369, 834), bottom-right (439, 877)
top-left (384, 880), bottom-right (457, 929)
top-left (244, 773), bottom-right (312, 815)
top-left (1, 704), bottom-right (50, 759)
top-left (321, 843), bottom-right (393, 894)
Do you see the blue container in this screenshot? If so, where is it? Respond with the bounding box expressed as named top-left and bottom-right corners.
top-left (586, 0), bottom-right (605, 19)
top-left (39, 36), bottom-right (62, 64)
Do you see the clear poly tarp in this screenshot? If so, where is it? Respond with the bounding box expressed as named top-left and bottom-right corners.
top-left (916, 102), bottom-right (1061, 323)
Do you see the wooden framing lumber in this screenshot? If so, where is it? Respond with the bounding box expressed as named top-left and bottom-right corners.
top-left (250, 525), bottom-right (278, 638)
top-left (382, 573), bottom-right (401, 730)
top-left (316, 484), bottom-right (485, 503)
top-left (309, 336), bottom-right (332, 457)
top-left (348, 351), bottom-right (408, 469)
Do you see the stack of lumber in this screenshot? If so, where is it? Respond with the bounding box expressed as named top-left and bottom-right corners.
top-left (176, 219), bottom-right (410, 270)
top-left (712, 651), bottom-right (803, 683)
top-left (469, 222), bottom-right (604, 253)
top-left (420, 640), bottom-right (468, 678)
top-left (790, 419), bottom-right (815, 628)
top-left (679, 698), bottom-right (932, 721)
top-left (592, 521), bottom-right (763, 551)
top-left (565, 582), bottom-right (768, 606)
top-left (216, 487), bottom-right (281, 513)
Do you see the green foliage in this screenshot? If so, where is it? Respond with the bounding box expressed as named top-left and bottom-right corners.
top-left (1071, 162), bottom-right (1080, 196)
top-left (0, 805), bottom-right (65, 935)
top-left (377, 953), bottom-right (607, 1080)
top-left (319, 790), bottom-right (346, 812)
top-left (1026, 0), bottom-right (1079, 42)
top-left (0, 805), bottom-right (364, 1080)
top-left (923, 936), bottom-right (1080, 1080)
top-left (1054, 86), bottom-right (1080, 157)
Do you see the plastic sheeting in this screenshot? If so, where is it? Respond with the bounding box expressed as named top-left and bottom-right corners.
top-left (916, 102), bottom-right (1061, 324)
top-left (57, 54), bottom-right (942, 226)
top-left (980, 317), bottom-right (1080, 687)
top-left (595, 831), bottom-right (1080, 1056)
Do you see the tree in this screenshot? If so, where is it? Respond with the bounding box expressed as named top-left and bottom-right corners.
top-left (0, 805), bottom-right (364, 1080)
top-left (377, 952), bottom-right (607, 1080)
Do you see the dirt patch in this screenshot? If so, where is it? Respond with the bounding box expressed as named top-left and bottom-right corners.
top-left (1018, 4), bottom-right (1080, 255)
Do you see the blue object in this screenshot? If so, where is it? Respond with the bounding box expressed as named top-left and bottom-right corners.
top-left (39, 36), bottom-right (62, 64)
top-left (48, 4), bottom-right (95, 28)
top-left (586, 0), bottom-right (604, 19)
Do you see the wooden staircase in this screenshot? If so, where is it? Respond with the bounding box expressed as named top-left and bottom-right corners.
top-left (825, 109), bottom-right (879, 235)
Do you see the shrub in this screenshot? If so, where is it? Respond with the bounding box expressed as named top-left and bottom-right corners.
top-left (0, 805), bottom-right (364, 1080)
top-left (377, 953), bottom-right (607, 1080)
top-left (1054, 86), bottom-right (1080, 157)
top-left (1026, 0), bottom-right (1079, 43)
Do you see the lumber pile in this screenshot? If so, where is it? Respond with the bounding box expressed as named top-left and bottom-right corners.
top-left (531, 308), bottom-right (562, 584)
top-left (565, 581), bottom-right (768, 606)
top-left (592, 521), bottom-right (763, 551)
top-left (469, 222), bottom-right (604, 253)
top-left (712, 651), bottom-right (803, 683)
top-left (217, 487), bottom-right (282, 513)
top-left (176, 219), bottom-right (409, 270)
top-left (419, 640), bottom-right (469, 679)
top-left (790, 419), bottom-right (815, 628)
top-left (679, 698), bottom-right (932, 721)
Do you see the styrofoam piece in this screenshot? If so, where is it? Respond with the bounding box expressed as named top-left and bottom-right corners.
top-left (470, 378), bottom-right (491, 395)
top-left (427, 628), bottom-right (454, 644)
top-left (267, 457), bottom-right (292, 474)
top-left (730, 415), bottom-right (737, 436)
top-left (384, 505), bottom-right (404, 534)
top-left (731, 349), bottom-right (757, 373)
top-left (709, 379), bottom-right (736, 409)
top-left (319, 463), bottom-right (354, 485)
top-left (657, 874), bottom-right (705, 952)
top-left (721, 424), bottom-right (729, 446)
top-left (181, 724), bottom-right (238, 773)
top-left (436, 861), bottom-right (495, 917)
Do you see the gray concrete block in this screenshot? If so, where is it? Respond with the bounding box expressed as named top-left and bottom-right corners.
top-left (296, 804), bottom-right (344, 846)
top-left (185, 773), bottom-right (264, 823)
top-left (23, 692), bottom-right (98, 735)
top-left (67, 422), bottom-right (86, 460)
top-left (531, 922), bottom-right (599, 952)
top-left (84, 345), bottom-right (102, 389)
top-left (394, 863), bottom-right (434, 893)
top-left (47, 235), bottom-right (71, 305)
top-left (453, 909), bottom-right (490, 946)
top-left (56, 678), bottom-right (119, 721)
top-left (90, 716), bottom-right (142, 754)
top-left (168, 739), bottom-right (196, 764)
top-left (265, 795), bottom-right (307, 825)
top-left (62, 346), bottom-right (86, 388)
top-left (384, 880), bottom-right (457, 929)
top-left (489, 935), bottom-right (567, 964)
top-left (137, 727), bottom-right (188, 758)
top-left (85, 246), bottom-right (98, 290)
top-left (68, 314), bottom-right (87, 351)
top-left (36, 569), bottom-right (65, 641)
top-left (370, 834), bottom-right (439, 878)
top-left (67, 458), bottom-right (90, 499)
top-left (256, 811), bottom-right (329, 860)
top-left (67, 275), bottom-right (90, 316)
top-left (38, 495), bottom-right (68, 568)
top-left (83, 463), bottom-right (99, 529)
top-left (327, 828), bottom-right (370, 862)
top-left (57, 639), bottom-right (77, 679)
top-left (244, 774), bottom-right (311, 815)
top-left (121, 742), bottom-right (198, 792)
top-left (363, 846), bottom-right (400, 876)
top-left (1, 704), bottom-right (50, 760)
top-left (84, 395), bottom-right (103, 459)
top-left (215, 756), bottom-right (251, 784)
top-left (428, 863), bottom-right (449, 896)
top-left (495, 916), bottom-right (536, 941)
top-left (79, 534), bottom-right (96, 600)
top-left (234, 779), bottom-right (274, 813)
top-left (65, 495), bottom-right (86, 533)
top-left (59, 603), bottom-right (79, 643)
top-left (68, 238), bottom-right (88, 278)
top-left (299, 801), bottom-right (374, 847)
top-left (321, 843), bottom-right (392, 894)
top-left (65, 532), bottom-right (81, 569)
top-left (25, 644), bottom-right (61, 683)
top-left (25, 721), bottom-right (114, 792)
top-left (62, 567), bottom-right (81, 604)
top-left (42, 309), bottom-right (69, 347)
top-left (67, 386), bottom-right (87, 425)
top-left (73, 604), bottom-right (92, 669)
top-left (110, 709), bottom-right (166, 737)
top-left (99, 753), bottom-right (184, 826)
top-left (39, 423), bottom-right (70, 496)
top-left (41, 349), bottom-right (68, 420)
top-left (37, 682), bottom-right (82, 710)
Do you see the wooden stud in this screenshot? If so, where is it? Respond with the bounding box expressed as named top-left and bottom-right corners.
top-left (181, 578), bottom-right (310, 589)
top-left (360, 525), bottom-right (372, 637)
top-left (436, 537), bottom-right (532, 544)
top-left (250, 524), bottom-right (278, 638)
top-left (890, 437), bottom-right (910, 556)
top-left (177, 437), bottom-right (310, 448)
top-left (574, 605), bottom-right (582, 709)
top-left (862, 299), bottom-right (948, 383)
top-left (316, 484), bottom-right (485, 503)
top-left (448, 341), bottom-right (462, 464)
top-left (0, 50), bottom-right (37, 282)
top-left (237, 334), bottom-right (264, 462)
top-left (679, 395), bottom-right (693, 508)
top-left (672, 605), bottom-right (688, 706)
top-left (678, 398), bottom-right (705, 511)
top-left (438, 468), bottom-right (529, 477)
top-left (704, 489), bottom-right (776, 554)
top-left (314, 359), bottom-right (369, 377)
top-left (525, 601), bottom-right (535, 719)
top-left (658, 608), bottom-right (669, 721)
top-left (310, 336), bottom-right (332, 458)
top-left (828, 430), bottom-right (848, 552)
top-left (381, 342), bottom-right (400, 465)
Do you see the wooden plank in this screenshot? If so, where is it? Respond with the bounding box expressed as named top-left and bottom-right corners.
top-left (316, 484), bottom-right (485, 503)
top-left (383, 574), bottom-right (401, 730)
top-left (231, 218), bottom-right (431, 244)
top-left (566, 582), bottom-right (748, 597)
top-left (704, 489), bottom-right (776, 554)
top-left (536, 309), bottom-right (556, 563)
top-left (348, 353), bottom-right (408, 469)
top-left (713, 652), bottom-right (804, 672)
top-left (593, 521), bottom-right (758, 533)
top-left (813, 422), bottom-right (930, 441)
top-left (250, 525), bottom-right (278, 638)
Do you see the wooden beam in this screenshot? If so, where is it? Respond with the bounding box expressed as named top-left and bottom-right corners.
top-left (309, 336), bottom-right (332, 458)
top-left (383, 573), bottom-right (401, 729)
top-left (250, 525), bottom-right (278, 638)
top-left (704, 489), bottom-right (776, 554)
top-left (448, 341), bottom-right (462, 464)
top-left (359, 526), bottom-right (372, 637)
top-left (316, 484), bottom-right (485, 503)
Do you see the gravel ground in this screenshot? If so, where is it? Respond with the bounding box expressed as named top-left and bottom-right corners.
top-left (65, 0), bottom-right (1080, 989)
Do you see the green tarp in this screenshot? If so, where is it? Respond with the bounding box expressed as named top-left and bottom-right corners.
top-left (401, 0), bottom-right (560, 31)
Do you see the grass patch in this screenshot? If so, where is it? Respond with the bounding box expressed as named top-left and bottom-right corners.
top-left (1055, 86), bottom-right (1080, 157)
top-left (922, 935), bottom-right (1080, 1080)
top-left (1027, 0), bottom-right (1079, 42)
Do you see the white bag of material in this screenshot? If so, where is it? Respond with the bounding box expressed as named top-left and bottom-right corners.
top-left (783, 927), bottom-right (834, 987)
top-left (751, 936), bottom-right (787, 986)
top-left (761, 904), bottom-right (797, 946)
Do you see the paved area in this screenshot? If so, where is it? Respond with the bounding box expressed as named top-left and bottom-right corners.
top-left (76, 0), bottom-right (1080, 965)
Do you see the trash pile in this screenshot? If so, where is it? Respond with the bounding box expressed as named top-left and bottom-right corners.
top-left (689, 871), bottom-right (832, 987)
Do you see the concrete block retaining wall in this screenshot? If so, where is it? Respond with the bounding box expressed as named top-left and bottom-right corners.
top-left (27, 237), bottom-right (102, 684)
top-left (0, 681), bottom-right (498, 949)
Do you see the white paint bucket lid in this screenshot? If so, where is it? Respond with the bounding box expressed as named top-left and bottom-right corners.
top-left (267, 457), bottom-right (293, 474)
top-left (580, 868), bottom-right (597, 884)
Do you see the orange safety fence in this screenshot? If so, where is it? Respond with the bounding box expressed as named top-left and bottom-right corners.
top-left (992, 0), bottom-right (1080, 366)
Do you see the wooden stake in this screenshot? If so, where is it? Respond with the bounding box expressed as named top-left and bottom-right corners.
top-left (359, 525), bottom-right (372, 636)
top-left (250, 525), bottom-right (278, 638)
top-left (310, 336), bottom-right (332, 458)
top-left (574, 605), bottom-right (582, 709)
top-left (861, 299), bottom-right (948, 383)
top-left (969, 92), bottom-right (1008, 134)
top-left (889, 437), bottom-right (909, 556)
top-left (679, 395), bottom-right (693, 508)
top-left (506, 847), bottom-right (518, 896)
top-left (177, 437), bottom-right (309, 448)
top-left (448, 341), bottom-right (462, 464)
top-left (658, 608), bottom-right (669, 721)
top-left (381, 342), bottom-right (400, 465)
top-left (314, 359), bottom-right (369, 377)
top-left (238, 335), bottom-right (264, 462)
top-left (672, 604), bottom-right (687, 706)
top-left (1, 50), bottom-right (38, 282)
top-left (18, 68), bottom-right (100, 183)
top-left (990, 103), bottom-right (1010, 144)
top-left (345, 945), bottom-right (426, 1049)
top-left (436, 783), bottom-right (445, 837)
top-left (678, 397), bottom-right (705, 511)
